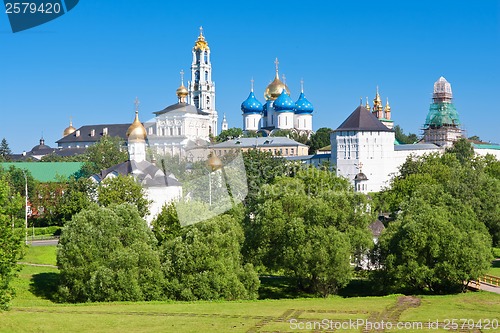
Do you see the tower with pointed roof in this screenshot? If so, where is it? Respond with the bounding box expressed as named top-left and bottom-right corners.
top-left (331, 105), bottom-right (395, 192)
top-left (221, 114), bottom-right (228, 131)
top-left (187, 27), bottom-right (218, 136)
top-left (422, 76), bottom-right (463, 147)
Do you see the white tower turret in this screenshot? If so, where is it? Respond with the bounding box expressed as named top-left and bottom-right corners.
top-left (188, 27), bottom-right (218, 136)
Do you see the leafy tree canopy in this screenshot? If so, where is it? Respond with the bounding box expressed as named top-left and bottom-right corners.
top-left (57, 203), bottom-right (164, 302)
top-left (245, 167), bottom-right (373, 296)
top-left (216, 127), bottom-right (243, 142)
top-left (376, 192), bottom-right (492, 294)
top-left (81, 136), bottom-right (128, 176)
top-left (0, 176), bottom-right (25, 310)
top-left (376, 139), bottom-right (500, 246)
top-left (394, 125), bottom-right (418, 144)
top-left (308, 127), bottom-right (333, 154)
top-left (97, 175), bottom-right (151, 218)
top-left (158, 209), bottom-right (260, 301)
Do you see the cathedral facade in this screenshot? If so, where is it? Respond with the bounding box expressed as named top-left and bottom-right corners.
top-left (241, 59), bottom-right (314, 136)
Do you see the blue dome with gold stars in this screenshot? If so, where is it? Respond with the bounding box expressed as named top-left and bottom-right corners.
top-left (294, 92), bottom-right (314, 114)
top-left (241, 91), bottom-right (263, 114)
top-left (273, 89), bottom-right (295, 112)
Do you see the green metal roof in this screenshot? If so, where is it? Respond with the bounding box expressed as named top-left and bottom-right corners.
top-left (473, 144), bottom-right (500, 150)
top-left (0, 162), bottom-right (84, 182)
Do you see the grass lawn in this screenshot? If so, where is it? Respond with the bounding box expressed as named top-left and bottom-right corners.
top-left (2, 245), bottom-right (500, 332)
top-left (20, 245), bottom-right (57, 266)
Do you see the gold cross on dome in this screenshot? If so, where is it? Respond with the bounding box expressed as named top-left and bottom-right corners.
top-left (250, 77), bottom-right (254, 91)
top-left (356, 162), bottom-right (363, 172)
top-left (274, 57), bottom-right (279, 73)
top-left (300, 78), bottom-right (304, 93)
top-left (134, 97), bottom-right (140, 112)
top-left (180, 69), bottom-right (185, 84)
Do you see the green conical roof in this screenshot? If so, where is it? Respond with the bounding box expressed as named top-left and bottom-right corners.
top-left (424, 102), bottom-right (460, 128)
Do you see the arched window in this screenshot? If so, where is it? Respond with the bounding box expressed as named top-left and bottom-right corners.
top-left (195, 70), bottom-right (200, 83)
top-left (194, 96), bottom-right (199, 108)
top-left (206, 96), bottom-right (210, 109)
top-left (205, 71), bottom-right (209, 81)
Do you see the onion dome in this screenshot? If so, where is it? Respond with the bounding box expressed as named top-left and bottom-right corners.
top-left (176, 84), bottom-right (188, 99)
top-left (63, 119), bottom-right (76, 136)
top-left (241, 91), bottom-right (263, 114)
top-left (127, 110), bottom-right (147, 142)
top-left (194, 26), bottom-right (209, 51)
top-left (354, 172), bottom-right (368, 181)
top-left (264, 58), bottom-right (290, 100)
top-left (295, 92), bottom-right (314, 114)
top-left (273, 89), bottom-right (295, 112)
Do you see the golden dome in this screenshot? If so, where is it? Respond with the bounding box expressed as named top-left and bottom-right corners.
top-left (176, 84), bottom-right (188, 98)
top-left (265, 73), bottom-right (290, 100)
top-left (194, 27), bottom-right (209, 51)
top-left (63, 119), bottom-right (76, 136)
top-left (126, 111), bottom-right (147, 142)
top-left (385, 98), bottom-right (391, 112)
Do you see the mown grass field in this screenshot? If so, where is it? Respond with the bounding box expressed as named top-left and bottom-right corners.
top-left (1, 245), bottom-right (500, 333)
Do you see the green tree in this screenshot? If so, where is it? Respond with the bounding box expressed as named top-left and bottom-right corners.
top-left (376, 193), bottom-right (492, 294)
top-left (377, 151), bottom-right (500, 246)
top-left (245, 168), bottom-right (372, 296)
top-left (81, 136), bottom-right (128, 176)
top-left (160, 213), bottom-right (259, 301)
top-left (446, 138), bottom-right (475, 165)
top-left (0, 138), bottom-right (12, 162)
top-left (242, 130), bottom-right (262, 138)
top-left (308, 127), bottom-right (333, 154)
top-left (216, 127), bottom-right (243, 142)
top-left (97, 175), bottom-right (150, 218)
top-left (0, 176), bottom-right (25, 310)
top-left (242, 149), bottom-right (287, 208)
top-left (57, 204), bottom-right (164, 302)
top-left (151, 203), bottom-right (182, 245)
top-left (271, 129), bottom-right (309, 144)
top-left (394, 125), bottom-right (418, 144)
top-left (55, 177), bottom-right (96, 223)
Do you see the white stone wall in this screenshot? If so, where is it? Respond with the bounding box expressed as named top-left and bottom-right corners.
top-left (243, 113), bottom-right (261, 131)
top-left (294, 114), bottom-right (313, 131)
top-left (145, 186), bottom-right (182, 225)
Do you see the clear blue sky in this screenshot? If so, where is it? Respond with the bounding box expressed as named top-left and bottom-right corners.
top-left (1, 0), bottom-right (499, 153)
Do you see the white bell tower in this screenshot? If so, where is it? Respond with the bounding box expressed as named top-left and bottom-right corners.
top-left (188, 27), bottom-right (218, 136)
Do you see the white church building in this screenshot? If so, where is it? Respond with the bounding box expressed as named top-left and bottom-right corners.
top-left (332, 77), bottom-right (500, 193)
top-left (91, 107), bottom-right (182, 224)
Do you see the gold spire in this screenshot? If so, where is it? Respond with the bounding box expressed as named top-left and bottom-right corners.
top-left (176, 69), bottom-right (189, 102)
top-left (365, 96), bottom-right (370, 111)
top-left (373, 86), bottom-right (383, 112)
top-left (194, 26), bottom-right (209, 51)
top-left (63, 116), bottom-right (76, 136)
top-left (264, 58), bottom-right (290, 100)
top-left (126, 97), bottom-right (147, 142)
top-left (384, 97), bottom-right (391, 112)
